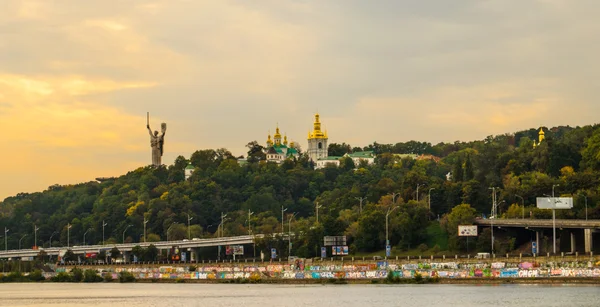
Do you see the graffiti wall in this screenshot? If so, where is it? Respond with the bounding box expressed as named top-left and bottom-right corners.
top-left (54, 260), bottom-right (600, 281)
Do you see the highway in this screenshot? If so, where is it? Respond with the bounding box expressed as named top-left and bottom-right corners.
top-left (474, 218), bottom-right (600, 229)
top-left (0, 234), bottom-right (263, 259)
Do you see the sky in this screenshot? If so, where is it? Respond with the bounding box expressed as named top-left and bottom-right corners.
top-left (1, 0), bottom-right (599, 200)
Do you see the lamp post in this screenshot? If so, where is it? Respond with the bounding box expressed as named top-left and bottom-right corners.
top-left (385, 206), bottom-right (398, 252)
top-left (551, 184), bottom-right (559, 254)
top-left (515, 195), bottom-right (524, 219)
top-left (34, 224), bottom-right (39, 248)
top-left (248, 209), bottom-right (254, 235)
top-left (102, 220), bottom-right (108, 246)
top-left (288, 212), bottom-right (298, 258)
top-left (428, 188), bottom-right (435, 217)
top-left (4, 227), bottom-right (8, 251)
top-left (143, 218), bottom-right (149, 243)
top-left (187, 214), bottom-right (193, 240)
top-left (416, 184), bottom-right (424, 201)
top-left (83, 228), bottom-right (91, 246)
top-left (220, 212), bottom-right (228, 237)
top-left (67, 223), bottom-right (72, 248)
top-left (488, 187), bottom-right (498, 253)
top-left (580, 193), bottom-right (588, 221)
top-left (166, 222), bottom-right (176, 241)
top-left (49, 231), bottom-right (59, 248)
top-left (355, 196), bottom-right (366, 214)
top-left (281, 206), bottom-right (287, 234)
top-left (122, 224), bottom-right (132, 244)
top-left (389, 192), bottom-right (400, 204)
top-left (19, 234), bottom-right (27, 250)
top-left (315, 202), bottom-right (323, 224)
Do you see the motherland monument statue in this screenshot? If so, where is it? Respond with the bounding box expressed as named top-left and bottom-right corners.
top-left (146, 112), bottom-right (167, 167)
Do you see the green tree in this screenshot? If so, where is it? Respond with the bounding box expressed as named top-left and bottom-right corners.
top-left (445, 204), bottom-right (477, 251)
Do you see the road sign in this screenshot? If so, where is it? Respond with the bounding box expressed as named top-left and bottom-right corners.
top-left (324, 236), bottom-right (346, 246)
top-left (386, 245), bottom-right (391, 257)
top-left (458, 225), bottom-right (478, 237)
top-left (270, 248), bottom-right (277, 259)
top-left (532, 242), bottom-right (537, 254)
top-left (321, 247), bottom-right (327, 258)
top-left (536, 197), bottom-right (573, 209)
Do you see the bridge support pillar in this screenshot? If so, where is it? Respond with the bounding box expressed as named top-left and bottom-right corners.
top-left (190, 248), bottom-right (197, 262)
top-left (584, 229), bottom-right (593, 253)
top-left (571, 232), bottom-right (576, 254)
top-left (536, 230), bottom-right (540, 254)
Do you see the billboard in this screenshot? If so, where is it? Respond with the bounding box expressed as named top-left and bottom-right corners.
top-left (233, 245), bottom-right (244, 255)
top-left (536, 197), bottom-right (573, 209)
top-left (458, 225), bottom-right (478, 237)
top-left (331, 246), bottom-right (349, 256)
top-left (324, 236), bottom-right (346, 246)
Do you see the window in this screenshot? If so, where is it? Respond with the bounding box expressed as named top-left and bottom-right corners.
top-left (318, 142), bottom-right (322, 149)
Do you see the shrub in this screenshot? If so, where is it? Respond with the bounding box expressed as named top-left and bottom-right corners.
top-left (188, 265), bottom-right (196, 272)
top-left (51, 272), bottom-right (73, 282)
top-left (118, 271), bottom-right (136, 283)
top-left (103, 273), bottom-right (113, 282)
top-left (418, 244), bottom-right (429, 252)
top-left (71, 268), bottom-right (83, 282)
top-left (249, 273), bottom-right (261, 283)
top-left (3, 271), bottom-right (25, 282)
top-left (83, 269), bottom-right (103, 282)
top-left (28, 270), bottom-right (45, 282)
top-left (413, 273), bottom-right (423, 284)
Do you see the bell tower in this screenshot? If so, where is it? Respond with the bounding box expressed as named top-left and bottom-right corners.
top-left (307, 113), bottom-right (328, 162)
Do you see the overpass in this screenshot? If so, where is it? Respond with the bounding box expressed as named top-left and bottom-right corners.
top-left (473, 218), bottom-right (599, 254)
top-left (474, 218), bottom-right (600, 229)
top-left (0, 234), bottom-right (267, 260)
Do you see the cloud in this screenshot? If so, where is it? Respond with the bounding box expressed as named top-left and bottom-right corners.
top-left (1, 0), bottom-right (600, 199)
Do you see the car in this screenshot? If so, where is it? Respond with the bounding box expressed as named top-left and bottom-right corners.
top-left (192, 238), bottom-right (201, 241)
top-left (182, 239), bottom-right (189, 242)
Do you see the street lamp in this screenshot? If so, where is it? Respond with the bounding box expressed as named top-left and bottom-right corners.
top-left (552, 184), bottom-right (559, 254)
top-left (187, 214), bottom-right (193, 240)
top-left (19, 234), bottom-right (27, 250)
top-left (143, 218), bottom-right (149, 243)
top-left (83, 228), bottom-right (92, 246)
top-left (288, 212), bottom-right (298, 258)
top-left (488, 187), bottom-right (498, 253)
top-left (248, 209), bottom-right (254, 235)
top-left (49, 231), bottom-right (59, 248)
top-left (67, 223), bottom-right (72, 248)
top-left (416, 184), bottom-right (425, 201)
top-left (315, 202), bottom-right (323, 224)
top-left (515, 195), bottom-right (525, 219)
top-left (166, 222), bottom-right (177, 241)
top-left (102, 220), bottom-right (108, 246)
top-left (355, 196), bottom-right (366, 214)
top-left (580, 193), bottom-right (588, 221)
top-left (281, 206), bottom-right (287, 234)
top-left (4, 227), bottom-right (8, 251)
top-left (428, 188), bottom-right (435, 216)
top-left (220, 212), bottom-right (228, 238)
top-left (389, 192), bottom-right (400, 204)
top-left (34, 224), bottom-right (39, 248)
top-left (122, 224), bottom-right (133, 244)
top-left (385, 206), bottom-right (399, 253)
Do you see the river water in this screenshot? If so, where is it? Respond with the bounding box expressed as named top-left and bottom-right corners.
top-left (0, 283), bottom-right (598, 307)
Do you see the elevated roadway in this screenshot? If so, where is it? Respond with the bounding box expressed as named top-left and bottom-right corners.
top-left (0, 234), bottom-right (266, 259)
top-left (474, 219), bottom-right (600, 229)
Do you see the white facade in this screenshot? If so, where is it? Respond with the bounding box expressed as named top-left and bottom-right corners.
top-left (307, 114), bottom-right (328, 163)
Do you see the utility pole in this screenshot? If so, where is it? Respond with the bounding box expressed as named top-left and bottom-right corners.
top-left (488, 187), bottom-right (497, 254)
top-left (281, 206), bottom-right (287, 234)
top-left (220, 212), bottom-right (227, 237)
top-left (581, 193), bottom-right (588, 221)
top-left (102, 220), bottom-right (108, 245)
top-left (83, 228), bottom-right (91, 246)
top-left (355, 197), bottom-right (366, 214)
top-left (316, 202), bottom-right (323, 224)
top-left (122, 224), bottom-right (132, 244)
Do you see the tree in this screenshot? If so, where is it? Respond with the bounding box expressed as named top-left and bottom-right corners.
top-left (246, 141), bottom-right (265, 162)
top-left (452, 156), bottom-right (463, 182)
top-left (145, 244), bottom-right (159, 261)
top-left (445, 204), bottom-right (477, 251)
top-left (110, 247), bottom-right (121, 260)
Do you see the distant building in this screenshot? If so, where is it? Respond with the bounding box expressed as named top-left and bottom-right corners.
top-left (185, 163), bottom-right (195, 180)
top-left (315, 151), bottom-right (375, 169)
top-left (264, 125), bottom-right (299, 164)
top-left (533, 128), bottom-right (545, 148)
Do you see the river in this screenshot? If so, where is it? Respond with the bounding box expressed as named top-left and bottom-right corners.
top-left (0, 283), bottom-right (598, 306)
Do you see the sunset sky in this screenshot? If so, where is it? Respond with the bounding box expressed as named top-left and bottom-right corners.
top-left (1, 0), bottom-right (599, 199)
